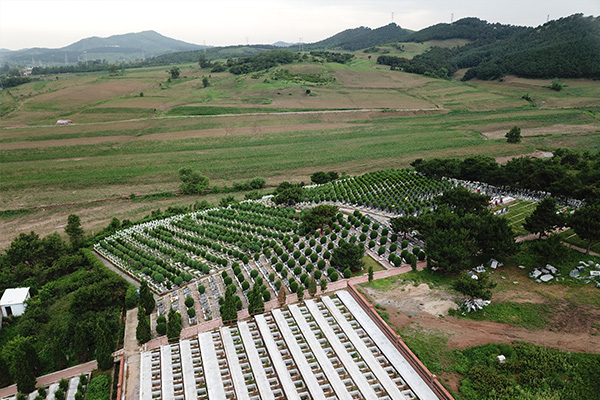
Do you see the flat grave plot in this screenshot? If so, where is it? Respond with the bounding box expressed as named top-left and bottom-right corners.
top-left (137, 290), bottom-right (441, 400)
top-left (95, 200), bottom-right (425, 323)
top-left (303, 169), bottom-right (453, 216)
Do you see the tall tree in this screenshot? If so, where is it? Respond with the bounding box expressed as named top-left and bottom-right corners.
top-left (296, 284), bottom-right (304, 302)
top-left (331, 240), bottom-right (365, 272)
top-left (3, 336), bottom-right (40, 394)
top-left (139, 281), bottom-right (155, 315)
top-left (65, 214), bottom-right (84, 248)
top-left (308, 276), bottom-right (317, 297)
top-left (437, 187), bottom-right (490, 217)
top-left (220, 287), bottom-right (238, 325)
top-left (569, 204), bottom-right (600, 254)
top-left (136, 306), bottom-right (151, 344)
top-left (300, 205), bottom-right (339, 232)
top-left (95, 320), bottom-right (114, 370)
top-left (166, 308), bottom-right (182, 340)
top-left (248, 283), bottom-right (265, 315)
top-left (524, 197), bottom-right (564, 238)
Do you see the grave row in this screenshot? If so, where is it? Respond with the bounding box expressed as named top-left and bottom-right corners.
top-left (139, 290), bottom-right (440, 400)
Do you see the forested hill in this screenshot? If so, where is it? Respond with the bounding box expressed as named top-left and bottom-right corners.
top-left (305, 23), bottom-right (412, 51)
top-left (407, 17), bottom-right (526, 42)
top-left (460, 14), bottom-right (600, 80)
top-left (377, 14), bottom-right (600, 80)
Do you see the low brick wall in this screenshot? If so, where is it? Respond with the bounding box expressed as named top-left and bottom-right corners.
top-left (346, 283), bottom-right (454, 400)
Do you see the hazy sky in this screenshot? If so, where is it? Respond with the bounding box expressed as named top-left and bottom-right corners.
top-left (1, 0), bottom-right (598, 50)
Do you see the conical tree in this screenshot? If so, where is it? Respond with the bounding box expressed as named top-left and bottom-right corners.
top-left (308, 276), bottom-right (317, 297)
top-left (95, 320), bottom-right (113, 370)
top-left (136, 305), bottom-right (151, 344)
top-left (166, 308), bottom-right (182, 340)
top-left (65, 214), bottom-right (84, 249)
top-left (220, 287), bottom-right (238, 325)
top-left (139, 281), bottom-right (155, 315)
top-left (296, 285), bottom-right (304, 302)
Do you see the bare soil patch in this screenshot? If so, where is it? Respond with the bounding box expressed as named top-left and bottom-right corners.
top-left (363, 279), bottom-right (600, 355)
top-left (495, 150), bottom-right (554, 164)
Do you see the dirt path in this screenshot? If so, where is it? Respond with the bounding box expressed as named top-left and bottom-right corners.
top-left (361, 281), bottom-right (600, 355)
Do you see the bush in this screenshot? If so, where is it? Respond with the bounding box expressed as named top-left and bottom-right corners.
top-left (263, 291), bottom-right (271, 301)
top-left (250, 269), bottom-right (259, 279)
top-left (343, 268), bottom-right (352, 279)
top-left (184, 296), bottom-right (194, 308)
top-left (330, 271), bottom-right (339, 282)
top-left (187, 307), bottom-right (196, 318)
top-left (86, 373), bottom-right (111, 400)
top-left (198, 284), bottom-right (206, 295)
top-left (156, 322), bottom-right (167, 335)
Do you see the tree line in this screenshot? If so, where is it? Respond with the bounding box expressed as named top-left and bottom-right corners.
top-left (411, 150), bottom-right (600, 204)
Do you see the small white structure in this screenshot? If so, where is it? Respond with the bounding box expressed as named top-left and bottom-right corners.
top-left (56, 119), bottom-right (72, 125)
top-left (0, 287), bottom-right (31, 317)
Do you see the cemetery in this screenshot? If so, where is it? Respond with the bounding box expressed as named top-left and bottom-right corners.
top-left (94, 196), bottom-right (427, 322)
top-left (137, 289), bottom-right (449, 400)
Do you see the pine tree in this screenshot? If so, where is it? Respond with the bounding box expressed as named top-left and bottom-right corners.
top-left (296, 285), bottom-right (304, 302)
top-left (220, 287), bottom-right (238, 325)
top-left (136, 305), bottom-right (151, 344)
top-left (368, 266), bottom-right (374, 282)
top-left (139, 281), bottom-right (155, 315)
top-left (308, 276), bottom-right (317, 297)
top-left (95, 320), bottom-right (113, 370)
top-left (248, 283), bottom-right (264, 315)
top-left (166, 308), bottom-right (182, 340)
top-left (65, 214), bottom-right (84, 249)
top-left (320, 278), bottom-right (327, 292)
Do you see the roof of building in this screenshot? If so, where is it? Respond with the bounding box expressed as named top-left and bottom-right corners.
top-left (0, 287), bottom-right (30, 306)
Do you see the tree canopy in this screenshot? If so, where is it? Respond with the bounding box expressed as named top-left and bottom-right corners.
top-left (300, 205), bottom-right (339, 232)
top-left (178, 167), bottom-right (210, 195)
top-left (331, 240), bottom-right (365, 272)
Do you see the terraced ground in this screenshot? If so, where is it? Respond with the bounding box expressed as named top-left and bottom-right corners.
top-left (1, 55), bottom-right (600, 248)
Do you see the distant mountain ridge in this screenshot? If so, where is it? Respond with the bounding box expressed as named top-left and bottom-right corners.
top-left (0, 31), bottom-right (203, 65)
top-left (305, 23), bottom-right (412, 51)
top-left (376, 14), bottom-right (600, 80)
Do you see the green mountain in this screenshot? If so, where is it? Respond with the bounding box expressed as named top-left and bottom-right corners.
top-left (407, 17), bottom-right (526, 42)
top-left (305, 23), bottom-right (412, 51)
top-left (378, 14), bottom-right (600, 80)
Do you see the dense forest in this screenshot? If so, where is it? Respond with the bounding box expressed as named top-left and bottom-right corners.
top-left (378, 14), bottom-right (600, 80)
top-left (412, 149), bottom-right (600, 204)
top-left (305, 23), bottom-right (412, 51)
top-left (0, 229), bottom-right (130, 390)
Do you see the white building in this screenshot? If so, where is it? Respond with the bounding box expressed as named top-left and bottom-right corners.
top-left (0, 287), bottom-right (31, 317)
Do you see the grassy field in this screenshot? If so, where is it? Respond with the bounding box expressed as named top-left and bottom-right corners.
top-left (1, 54), bottom-right (600, 247)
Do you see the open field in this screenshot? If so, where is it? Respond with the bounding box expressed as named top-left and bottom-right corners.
top-left (359, 261), bottom-right (600, 397)
top-left (2, 56), bottom-right (600, 248)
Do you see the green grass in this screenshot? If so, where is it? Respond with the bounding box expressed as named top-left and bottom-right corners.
top-left (558, 228), bottom-right (600, 254)
top-left (359, 254), bottom-right (385, 276)
top-left (494, 199), bottom-right (536, 236)
top-left (451, 301), bottom-right (551, 330)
